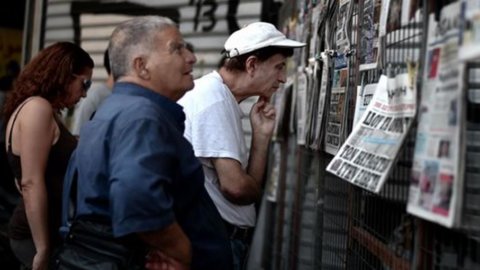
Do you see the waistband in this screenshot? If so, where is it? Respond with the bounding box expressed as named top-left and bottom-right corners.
top-left (223, 220), bottom-right (254, 243)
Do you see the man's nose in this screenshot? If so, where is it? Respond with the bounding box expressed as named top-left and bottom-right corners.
top-left (278, 70), bottom-right (286, 83)
top-left (186, 49), bottom-right (197, 64)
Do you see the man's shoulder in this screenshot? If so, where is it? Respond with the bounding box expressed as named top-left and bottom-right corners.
top-left (195, 71), bottom-right (222, 87)
top-left (180, 72), bottom-right (227, 106)
top-left (97, 93), bottom-right (163, 123)
top-left (85, 83), bottom-right (111, 102)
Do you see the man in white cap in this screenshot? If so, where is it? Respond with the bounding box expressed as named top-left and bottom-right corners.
top-left (178, 22), bottom-right (305, 270)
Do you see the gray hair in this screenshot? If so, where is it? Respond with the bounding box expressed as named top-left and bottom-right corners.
top-left (108, 16), bottom-right (176, 81)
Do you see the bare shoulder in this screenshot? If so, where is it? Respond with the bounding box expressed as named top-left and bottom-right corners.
top-left (19, 97), bottom-right (54, 120)
top-left (16, 97), bottom-right (56, 132)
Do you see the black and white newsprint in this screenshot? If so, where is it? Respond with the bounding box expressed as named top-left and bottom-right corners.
top-left (327, 73), bottom-right (416, 193)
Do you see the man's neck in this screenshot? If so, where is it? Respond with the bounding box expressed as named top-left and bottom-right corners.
top-left (218, 68), bottom-right (252, 103)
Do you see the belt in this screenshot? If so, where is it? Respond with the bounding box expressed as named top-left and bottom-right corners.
top-left (223, 220), bottom-right (254, 243)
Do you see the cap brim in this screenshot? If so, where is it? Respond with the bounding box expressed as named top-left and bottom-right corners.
top-left (270, 39), bottom-right (306, 48)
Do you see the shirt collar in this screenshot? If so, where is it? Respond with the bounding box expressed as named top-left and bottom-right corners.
top-left (113, 82), bottom-right (186, 129)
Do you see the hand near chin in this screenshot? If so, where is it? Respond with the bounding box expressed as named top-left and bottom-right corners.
top-left (145, 249), bottom-right (190, 270)
top-left (250, 96), bottom-right (276, 139)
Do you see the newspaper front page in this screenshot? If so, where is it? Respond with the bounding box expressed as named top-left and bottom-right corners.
top-left (359, 0), bottom-right (382, 70)
top-left (325, 54), bottom-right (348, 155)
top-left (407, 2), bottom-right (465, 228)
top-left (327, 73), bottom-right (416, 193)
top-left (354, 82), bottom-right (378, 127)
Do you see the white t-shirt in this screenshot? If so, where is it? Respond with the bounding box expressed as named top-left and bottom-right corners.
top-left (71, 83), bottom-right (111, 135)
top-left (178, 71), bottom-right (255, 227)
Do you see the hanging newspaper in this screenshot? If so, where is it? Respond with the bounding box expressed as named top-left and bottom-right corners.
top-left (459, 0), bottom-right (480, 61)
top-left (265, 143), bottom-right (282, 202)
top-left (272, 78), bottom-right (294, 142)
top-left (325, 54), bottom-right (348, 155)
top-left (296, 68), bottom-right (309, 145)
top-left (336, 0), bottom-right (351, 52)
top-left (354, 82), bottom-right (378, 127)
top-left (401, 0), bottom-right (419, 26)
top-left (311, 10), bottom-right (334, 150)
top-left (359, 0), bottom-right (382, 70)
top-left (311, 52), bottom-right (331, 150)
top-left (326, 73), bottom-right (416, 193)
top-left (407, 2), bottom-right (465, 228)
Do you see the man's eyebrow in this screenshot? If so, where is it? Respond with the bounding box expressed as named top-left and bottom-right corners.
top-left (167, 40), bottom-right (185, 51)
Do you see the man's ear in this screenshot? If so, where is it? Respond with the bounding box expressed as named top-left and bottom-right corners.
top-left (133, 56), bottom-right (150, 80)
top-left (245, 55), bottom-right (258, 77)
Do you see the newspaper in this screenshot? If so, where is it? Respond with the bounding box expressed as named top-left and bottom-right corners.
top-left (407, 2), bottom-right (465, 228)
top-left (401, 0), bottom-right (419, 26)
top-left (336, 0), bottom-right (351, 52)
top-left (265, 143), bottom-right (282, 202)
top-left (311, 53), bottom-right (331, 150)
top-left (305, 62), bottom-right (321, 147)
top-left (385, 0), bottom-right (402, 33)
top-left (327, 73), bottom-right (416, 193)
top-left (359, 0), bottom-right (381, 70)
top-left (296, 68), bottom-right (309, 145)
top-left (272, 78), bottom-right (294, 142)
top-left (459, 0), bottom-right (480, 61)
top-left (354, 82), bottom-right (378, 127)
top-left (325, 54), bottom-right (348, 155)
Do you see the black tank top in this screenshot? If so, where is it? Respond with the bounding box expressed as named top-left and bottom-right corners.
top-left (6, 101), bottom-right (77, 246)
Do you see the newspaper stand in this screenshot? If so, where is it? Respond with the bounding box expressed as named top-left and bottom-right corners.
top-left (261, 0), bottom-right (480, 269)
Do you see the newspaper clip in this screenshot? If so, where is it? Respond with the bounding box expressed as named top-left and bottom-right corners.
top-left (345, 48), bottom-right (356, 57)
top-left (321, 49), bottom-right (337, 58)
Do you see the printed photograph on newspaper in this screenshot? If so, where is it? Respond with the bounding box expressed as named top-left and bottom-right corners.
top-left (326, 72), bottom-right (416, 193)
top-left (407, 1), bottom-right (465, 228)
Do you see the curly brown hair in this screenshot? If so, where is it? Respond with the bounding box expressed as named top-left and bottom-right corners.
top-left (3, 42), bottom-right (94, 121)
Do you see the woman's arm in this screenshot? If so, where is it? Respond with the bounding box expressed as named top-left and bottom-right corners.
top-left (16, 97), bottom-right (57, 270)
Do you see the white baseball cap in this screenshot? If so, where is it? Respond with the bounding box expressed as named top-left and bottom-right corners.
top-left (224, 22), bottom-right (306, 58)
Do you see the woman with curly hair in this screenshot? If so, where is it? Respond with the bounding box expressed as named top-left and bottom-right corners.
top-left (3, 42), bottom-right (93, 270)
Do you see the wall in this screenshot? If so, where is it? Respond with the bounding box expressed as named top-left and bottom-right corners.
top-left (42, 0), bottom-right (263, 139)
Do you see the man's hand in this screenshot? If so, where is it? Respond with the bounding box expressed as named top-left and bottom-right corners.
top-left (145, 250), bottom-right (189, 270)
top-left (250, 96), bottom-right (276, 139)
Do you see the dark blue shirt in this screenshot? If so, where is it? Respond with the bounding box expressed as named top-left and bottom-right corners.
top-left (63, 82), bottom-right (232, 269)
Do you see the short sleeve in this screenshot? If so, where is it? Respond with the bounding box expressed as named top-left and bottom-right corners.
top-left (189, 100), bottom-right (245, 163)
top-left (108, 118), bottom-right (176, 237)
